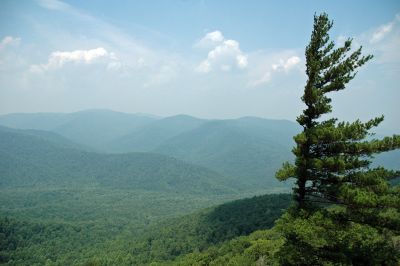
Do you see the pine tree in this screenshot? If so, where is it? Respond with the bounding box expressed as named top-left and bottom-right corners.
top-left (275, 13), bottom-right (400, 264)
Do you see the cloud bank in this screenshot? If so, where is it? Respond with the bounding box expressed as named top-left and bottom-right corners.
top-left (196, 31), bottom-right (248, 73)
top-left (30, 47), bottom-right (117, 72)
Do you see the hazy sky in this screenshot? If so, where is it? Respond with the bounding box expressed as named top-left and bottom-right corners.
top-left (0, 0), bottom-right (399, 131)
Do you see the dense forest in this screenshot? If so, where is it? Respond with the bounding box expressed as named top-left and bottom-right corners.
top-left (0, 193), bottom-right (291, 265)
top-left (1, 112), bottom-right (398, 265)
top-left (0, 122), bottom-right (296, 265)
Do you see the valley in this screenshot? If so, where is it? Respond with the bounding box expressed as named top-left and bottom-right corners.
top-left (0, 110), bottom-right (398, 265)
top-left (0, 111), bottom-right (297, 265)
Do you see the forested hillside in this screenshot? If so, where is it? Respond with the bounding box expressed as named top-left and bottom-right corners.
top-left (0, 194), bottom-right (291, 265)
top-left (116, 194), bottom-right (291, 265)
top-left (1, 123), bottom-right (294, 265)
top-left (1, 110), bottom-right (398, 265)
top-left (108, 114), bottom-right (207, 152)
top-left (1, 111), bottom-right (397, 191)
top-left (0, 125), bottom-right (84, 150)
top-left (0, 126), bottom-right (235, 194)
top-left (154, 117), bottom-right (298, 187)
top-left (0, 111), bottom-right (301, 190)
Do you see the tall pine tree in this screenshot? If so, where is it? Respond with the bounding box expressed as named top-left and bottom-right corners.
top-left (275, 13), bottom-right (400, 265)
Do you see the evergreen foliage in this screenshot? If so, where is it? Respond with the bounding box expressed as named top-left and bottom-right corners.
top-left (275, 13), bottom-right (400, 264)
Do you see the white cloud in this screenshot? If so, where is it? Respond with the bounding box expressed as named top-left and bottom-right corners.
top-left (196, 32), bottom-right (248, 73)
top-left (249, 54), bottom-right (301, 87)
top-left (370, 22), bottom-right (394, 43)
top-left (196, 60), bottom-right (211, 73)
top-left (357, 13), bottom-right (400, 64)
top-left (34, 0), bottom-right (179, 86)
top-left (272, 56), bottom-right (301, 71)
top-left (236, 54), bottom-right (248, 69)
top-left (369, 13), bottom-right (400, 44)
top-left (195, 30), bottom-right (224, 48)
top-left (206, 31), bottom-right (224, 42)
top-left (31, 47), bottom-right (117, 71)
top-left (51, 47), bottom-right (109, 64)
top-left (0, 36), bottom-right (21, 49)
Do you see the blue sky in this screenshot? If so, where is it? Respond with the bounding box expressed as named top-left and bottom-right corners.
top-left (0, 0), bottom-right (399, 132)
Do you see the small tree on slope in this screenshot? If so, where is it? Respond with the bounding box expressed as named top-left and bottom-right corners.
top-left (275, 13), bottom-right (400, 265)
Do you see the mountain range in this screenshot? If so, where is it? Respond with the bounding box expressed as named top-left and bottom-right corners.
top-left (0, 126), bottom-right (235, 194)
top-left (0, 109), bottom-right (399, 265)
top-left (0, 109), bottom-right (398, 191)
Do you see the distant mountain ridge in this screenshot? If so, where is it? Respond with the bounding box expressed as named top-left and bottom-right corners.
top-left (0, 125), bottom-right (84, 150)
top-left (0, 110), bottom-right (299, 189)
top-left (0, 126), bottom-right (236, 194)
top-left (153, 117), bottom-right (299, 187)
top-left (0, 109), bottom-right (159, 151)
top-left (108, 114), bottom-right (207, 152)
top-left (1, 110), bottom-right (398, 190)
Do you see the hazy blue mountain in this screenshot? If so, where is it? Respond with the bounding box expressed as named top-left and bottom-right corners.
top-left (152, 117), bottom-right (398, 187)
top-left (154, 117), bottom-right (300, 187)
top-left (0, 127), bottom-right (235, 194)
top-left (0, 125), bottom-right (84, 150)
top-left (108, 114), bottom-right (207, 152)
top-left (0, 109), bottom-right (158, 151)
top-left (106, 115), bottom-right (300, 188)
top-left (52, 109), bottom-right (158, 150)
top-left (1, 110), bottom-right (397, 190)
top-left (0, 112), bottom-right (70, 130)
